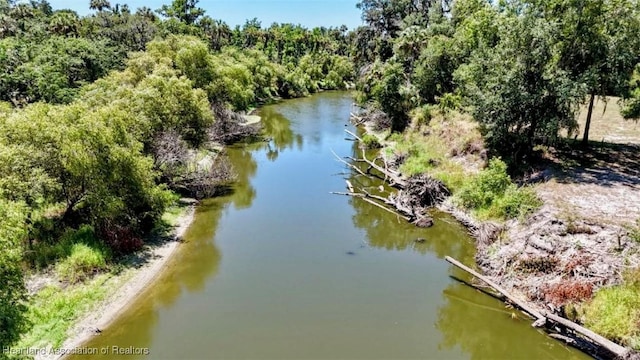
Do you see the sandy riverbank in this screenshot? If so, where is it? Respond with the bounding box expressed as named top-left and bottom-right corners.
top-left (37, 204), bottom-right (196, 360)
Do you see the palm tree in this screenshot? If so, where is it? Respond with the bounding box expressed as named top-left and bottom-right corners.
top-left (136, 6), bottom-right (156, 21)
top-left (89, 0), bottom-right (110, 12)
top-left (48, 11), bottom-right (78, 36)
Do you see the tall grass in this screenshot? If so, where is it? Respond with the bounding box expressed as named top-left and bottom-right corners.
top-left (16, 275), bottom-right (113, 349)
top-left (581, 269), bottom-right (640, 349)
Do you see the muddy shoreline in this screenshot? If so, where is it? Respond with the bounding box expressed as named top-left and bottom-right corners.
top-left (40, 205), bottom-right (197, 360)
top-left (352, 111), bottom-right (640, 358)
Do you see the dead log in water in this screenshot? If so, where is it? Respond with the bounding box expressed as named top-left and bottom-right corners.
top-left (445, 255), bottom-right (630, 359)
top-left (331, 189), bottom-right (411, 222)
top-left (544, 312), bottom-right (628, 358)
top-left (445, 256), bottom-right (544, 320)
top-left (332, 131), bottom-right (450, 227)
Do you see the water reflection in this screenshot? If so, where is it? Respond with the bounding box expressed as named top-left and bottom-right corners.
top-left (436, 280), bottom-right (586, 360)
top-left (226, 146), bottom-right (257, 210)
top-left (70, 199), bottom-right (225, 359)
top-left (343, 118), bottom-right (590, 360)
top-left (256, 105), bottom-right (301, 162)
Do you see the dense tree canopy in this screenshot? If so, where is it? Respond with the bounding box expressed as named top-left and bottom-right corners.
top-left (353, 0), bottom-right (640, 157)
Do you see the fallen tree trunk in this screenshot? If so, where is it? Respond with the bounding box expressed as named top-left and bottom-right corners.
top-left (330, 190), bottom-right (411, 221)
top-left (544, 312), bottom-right (628, 358)
top-left (445, 256), bottom-right (630, 359)
top-left (445, 256), bottom-right (544, 320)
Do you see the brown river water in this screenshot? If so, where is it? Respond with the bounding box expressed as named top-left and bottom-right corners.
top-left (71, 92), bottom-right (589, 360)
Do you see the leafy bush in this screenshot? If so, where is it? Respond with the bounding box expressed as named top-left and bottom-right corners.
top-left (491, 184), bottom-right (542, 219)
top-left (458, 158), bottom-right (511, 209)
top-left (361, 134), bottom-right (381, 149)
top-left (626, 219), bottom-right (640, 243)
top-left (410, 105), bottom-right (433, 126)
top-left (438, 92), bottom-right (462, 112)
top-left (53, 226), bottom-right (111, 283)
top-left (457, 158), bottom-right (541, 220)
top-left (0, 199), bottom-right (29, 348)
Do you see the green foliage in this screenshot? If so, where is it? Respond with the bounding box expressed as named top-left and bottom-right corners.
top-left (361, 134), bottom-right (381, 149)
top-left (0, 36), bottom-right (120, 104)
top-left (491, 184), bottom-right (542, 219)
top-left (157, 0), bottom-right (204, 26)
top-left (0, 199), bottom-right (29, 349)
top-left (438, 92), bottom-right (462, 112)
top-left (409, 105), bottom-right (432, 126)
top-left (360, 60), bottom-right (411, 131)
top-left (18, 276), bottom-right (111, 349)
top-left (581, 270), bottom-right (640, 349)
top-left (56, 241), bottom-right (109, 284)
top-left (0, 0), bottom-right (359, 351)
top-left (622, 64), bottom-right (640, 120)
top-left (412, 34), bottom-right (457, 103)
top-left (625, 219), bottom-right (640, 243)
top-left (457, 158), bottom-right (541, 220)
top-left (458, 158), bottom-right (511, 209)
top-left (455, 11), bottom-right (584, 161)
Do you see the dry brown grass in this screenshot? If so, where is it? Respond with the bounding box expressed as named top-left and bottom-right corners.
top-left (574, 96), bottom-right (640, 144)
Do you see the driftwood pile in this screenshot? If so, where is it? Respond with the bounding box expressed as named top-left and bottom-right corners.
top-left (389, 174), bottom-right (450, 226)
top-left (331, 130), bottom-right (450, 227)
top-left (350, 106), bottom-right (392, 130)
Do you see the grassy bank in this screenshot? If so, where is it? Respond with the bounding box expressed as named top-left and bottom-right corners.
top-left (378, 109), bottom-right (541, 223)
top-left (14, 200), bottom-right (192, 354)
top-left (358, 102), bottom-right (640, 351)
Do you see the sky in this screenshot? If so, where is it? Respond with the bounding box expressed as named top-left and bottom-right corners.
top-left (45, 0), bottom-right (364, 29)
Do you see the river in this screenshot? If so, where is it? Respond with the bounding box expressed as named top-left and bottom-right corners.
top-left (73, 92), bottom-right (589, 359)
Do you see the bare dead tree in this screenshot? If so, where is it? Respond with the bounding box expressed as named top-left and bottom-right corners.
top-left (208, 102), bottom-right (261, 144)
top-left (151, 130), bottom-right (236, 199)
top-left (180, 152), bottom-right (236, 199)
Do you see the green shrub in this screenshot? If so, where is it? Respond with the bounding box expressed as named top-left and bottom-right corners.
top-left (491, 184), bottom-right (542, 219)
top-left (438, 92), bottom-right (462, 112)
top-left (458, 158), bottom-right (511, 209)
top-left (410, 105), bottom-right (433, 126)
top-left (626, 219), bottom-right (640, 243)
top-left (361, 134), bottom-right (382, 149)
top-left (52, 226), bottom-right (111, 283)
top-left (457, 158), bottom-right (541, 220)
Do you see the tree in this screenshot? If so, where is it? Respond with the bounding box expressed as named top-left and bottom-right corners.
top-left (0, 199), bottom-right (29, 349)
top-left (198, 16), bottom-right (231, 51)
top-left (157, 0), bottom-right (204, 25)
top-left (48, 11), bottom-right (79, 36)
top-left (89, 0), bottom-right (110, 12)
top-left (621, 64), bottom-right (640, 119)
top-left (136, 6), bottom-right (156, 21)
top-left (534, 0), bottom-right (640, 145)
top-left (456, 6), bottom-right (584, 162)
top-left (364, 60), bottom-right (412, 131)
